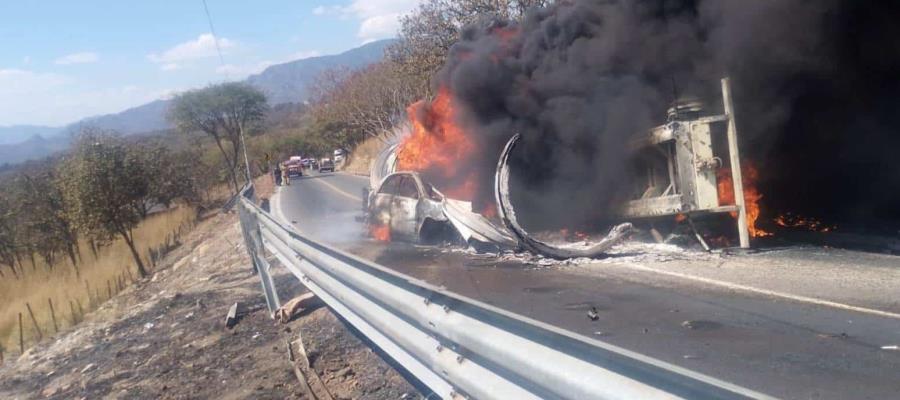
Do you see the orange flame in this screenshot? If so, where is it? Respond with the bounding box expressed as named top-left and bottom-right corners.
top-left (717, 163), bottom-right (772, 238)
top-left (398, 86), bottom-right (479, 201)
top-left (398, 86), bottom-right (473, 178)
top-left (370, 223), bottom-right (391, 242)
top-left (774, 213), bottom-right (836, 233)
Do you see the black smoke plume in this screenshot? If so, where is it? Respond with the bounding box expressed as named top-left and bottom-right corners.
top-left (424, 0), bottom-right (900, 232)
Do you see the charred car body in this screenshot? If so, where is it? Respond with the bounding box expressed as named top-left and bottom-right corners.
top-left (364, 172), bottom-right (455, 243)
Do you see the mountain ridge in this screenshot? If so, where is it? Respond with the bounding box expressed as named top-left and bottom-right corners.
top-left (0, 39), bottom-right (394, 165)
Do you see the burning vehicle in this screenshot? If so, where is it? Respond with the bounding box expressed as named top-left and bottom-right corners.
top-left (364, 171), bottom-right (451, 243)
top-left (360, 1), bottom-right (900, 257)
top-left (363, 78), bottom-right (752, 258)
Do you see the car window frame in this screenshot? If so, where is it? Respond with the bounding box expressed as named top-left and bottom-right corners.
top-left (397, 175), bottom-right (420, 199)
top-left (378, 175), bottom-right (401, 195)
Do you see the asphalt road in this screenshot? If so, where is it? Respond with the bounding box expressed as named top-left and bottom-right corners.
top-left (277, 170), bottom-right (900, 400)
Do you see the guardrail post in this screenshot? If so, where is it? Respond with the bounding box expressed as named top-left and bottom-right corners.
top-left (238, 196), bottom-right (281, 316)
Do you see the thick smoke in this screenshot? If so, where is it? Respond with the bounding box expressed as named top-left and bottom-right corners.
top-left (426, 0), bottom-right (900, 232)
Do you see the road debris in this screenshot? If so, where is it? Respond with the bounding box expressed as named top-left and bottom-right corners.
top-left (587, 307), bottom-right (600, 321)
top-left (225, 302), bottom-right (240, 329)
top-left (275, 292), bottom-right (318, 324)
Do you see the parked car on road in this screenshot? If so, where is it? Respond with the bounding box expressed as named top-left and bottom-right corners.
top-left (319, 158), bottom-right (335, 173)
top-left (286, 156), bottom-right (302, 177)
top-left (365, 171), bottom-right (454, 243)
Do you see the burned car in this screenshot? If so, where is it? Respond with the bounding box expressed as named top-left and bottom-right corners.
top-left (364, 171), bottom-right (456, 243)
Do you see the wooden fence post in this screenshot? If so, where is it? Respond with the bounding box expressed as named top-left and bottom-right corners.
top-left (18, 313), bottom-right (24, 353)
top-left (47, 298), bottom-right (59, 334)
top-left (84, 280), bottom-right (93, 308)
top-left (69, 300), bottom-right (78, 325)
top-left (75, 298), bottom-right (84, 319)
top-left (25, 303), bottom-right (43, 341)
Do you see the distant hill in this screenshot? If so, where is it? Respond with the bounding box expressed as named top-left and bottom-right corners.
top-left (247, 39), bottom-right (394, 104)
top-left (0, 134), bottom-right (70, 166)
top-left (0, 39), bottom-right (394, 165)
top-left (0, 125), bottom-right (62, 145)
top-left (72, 99), bottom-right (171, 135)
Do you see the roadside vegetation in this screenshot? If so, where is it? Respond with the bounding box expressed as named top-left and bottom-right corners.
top-left (0, 0), bottom-right (544, 358)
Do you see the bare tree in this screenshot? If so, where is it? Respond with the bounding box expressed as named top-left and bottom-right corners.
top-left (388, 0), bottom-right (552, 96)
top-left (310, 62), bottom-right (421, 147)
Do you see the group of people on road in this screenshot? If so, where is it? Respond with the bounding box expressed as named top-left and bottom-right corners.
top-left (273, 163), bottom-right (290, 186)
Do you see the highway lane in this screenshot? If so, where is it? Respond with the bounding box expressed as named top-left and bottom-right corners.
top-left (277, 170), bottom-right (900, 399)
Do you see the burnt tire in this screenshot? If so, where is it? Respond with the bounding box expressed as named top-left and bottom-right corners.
top-left (418, 219), bottom-right (459, 245)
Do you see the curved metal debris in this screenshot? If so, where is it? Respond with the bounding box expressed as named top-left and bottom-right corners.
top-left (494, 134), bottom-right (634, 259)
top-left (442, 197), bottom-right (518, 248)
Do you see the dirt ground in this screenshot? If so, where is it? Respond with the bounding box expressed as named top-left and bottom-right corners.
top-left (0, 207), bottom-right (422, 399)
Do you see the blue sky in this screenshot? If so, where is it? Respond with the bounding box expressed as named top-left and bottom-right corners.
top-left (0, 0), bottom-right (419, 127)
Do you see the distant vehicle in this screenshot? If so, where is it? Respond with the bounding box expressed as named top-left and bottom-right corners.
top-left (301, 158), bottom-right (312, 168)
top-left (365, 171), bottom-right (454, 243)
top-left (334, 149), bottom-right (346, 163)
top-left (285, 156), bottom-right (302, 177)
top-left (319, 158), bottom-right (335, 173)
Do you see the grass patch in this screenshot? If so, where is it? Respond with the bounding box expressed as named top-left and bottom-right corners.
top-left (0, 206), bottom-right (196, 356)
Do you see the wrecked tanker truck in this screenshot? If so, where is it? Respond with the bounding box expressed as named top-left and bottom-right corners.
top-left (362, 78), bottom-right (752, 258)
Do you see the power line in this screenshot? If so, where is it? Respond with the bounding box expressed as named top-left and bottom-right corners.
top-left (201, 0), bottom-right (227, 77)
top-left (200, 0), bottom-right (251, 183)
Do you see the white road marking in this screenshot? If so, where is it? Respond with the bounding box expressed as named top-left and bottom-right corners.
top-left (336, 171), bottom-right (370, 180)
top-left (609, 262), bottom-right (900, 320)
top-left (312, 176), bottom-right (362, 202)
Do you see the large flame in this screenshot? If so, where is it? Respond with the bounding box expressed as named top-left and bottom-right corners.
top-left (717, 163), bottom-right (772, 238)
top-left (398, 86), bottom-right (478, 200)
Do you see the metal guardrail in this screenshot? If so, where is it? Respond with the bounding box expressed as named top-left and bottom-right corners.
top-left (236, 184), bottom-right (772, 400)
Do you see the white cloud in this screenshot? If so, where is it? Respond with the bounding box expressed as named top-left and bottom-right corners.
top-left (54, 52), bottom-right (99, 65)
top-left (313, 0), bottom-right (419, 43)
top-left (147, 33), bottom-right (235, 64)
top-left (161, 63), bottom-right (181, 71)
top-left (0, 69), bottom-right (69, 93)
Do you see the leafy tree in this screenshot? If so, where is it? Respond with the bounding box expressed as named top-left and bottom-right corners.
top-left (58, 129), bottom-right (150, 277)
top-left (169, 82), bottom-right (268, 193)
top-left (11, 171), bottom-right (81, 275)
top-left (0, 193), bottom-right (22, 278)
top-left (135, 142), bottom-right (202, 215)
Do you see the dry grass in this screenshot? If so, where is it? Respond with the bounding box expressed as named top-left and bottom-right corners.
top-left (341, 135), bottom-right (385, 176)
top-left (0, 206), bottom-right (196, 356)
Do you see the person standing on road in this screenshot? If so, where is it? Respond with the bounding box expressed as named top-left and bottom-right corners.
top-left (273, 163), bottom-right (282, 186)
top-left (281, 162), bottom-right (290, 186)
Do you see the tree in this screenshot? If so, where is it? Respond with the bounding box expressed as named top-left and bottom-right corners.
top-left (58, 129), bottom-right (150, 277)
top-left (10, 171), bottom-right (81, 275)
top-left (135, 141), bottom-right (202, 215)
top-left (309, 62), bottom-right (421, 148)
top-left (169, 82), bottom-right (268, 193)
top-left (0, 193), bottom-right (22, 278)
top-left (388, 0), bottom-right (551, 95)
